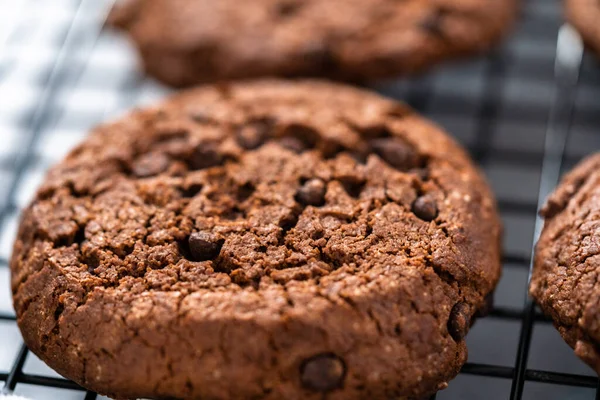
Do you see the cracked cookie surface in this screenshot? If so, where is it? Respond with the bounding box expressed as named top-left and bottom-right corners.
top-left (108, 0), bottom-right (519, 87)
top-left (565, 0), bottom-right (600, 57)
top-left (531, 154), bottom-right (600, 374)
top-left (11, 80), bottom-right (501, 399)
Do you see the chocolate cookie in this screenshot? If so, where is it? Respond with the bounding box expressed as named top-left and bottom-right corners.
top-left (531, 154), bottom-right (600, 373)
top-left (108, 0), bottom-right (519, 87)
top-left (565, 0), bottom-right (600, 56)
top-left (11, 80), bottom-right (502, 399)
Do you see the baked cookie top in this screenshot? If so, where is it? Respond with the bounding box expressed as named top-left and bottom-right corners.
top-left (565, 0), bottom-right (600, 56)
top-left (531, 154), bottom-right (600, 373)
top-left (109, 0), bottom-right (519, 86)
top-left (11, 80), bottom-right (501, 399)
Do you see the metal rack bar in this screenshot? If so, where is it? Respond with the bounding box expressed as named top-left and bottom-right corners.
top-left (471, 49), bottom-right (509, 165)
top-left (3, 344), bottom-right (28, 392)
top-left (0, 313), bottom-right (16, 322)
top-left (84, 391), bottom-right (98, 400)
top-left (509, 23), bottom-right (586, 400)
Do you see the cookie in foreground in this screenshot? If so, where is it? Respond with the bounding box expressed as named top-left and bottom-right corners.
top-left (11, 80), bottom-right (501, 399)
top-left (109, 0), bottom-right (519, 87)
top-left (531, 153), bottom-right (600, 373)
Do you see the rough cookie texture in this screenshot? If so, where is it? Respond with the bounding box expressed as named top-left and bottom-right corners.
top-left (108, 0), bottom-right (519, 87)
top-left (565, 0), bottom-right (600, 56)
top-left (531, 154), bottom-right (600, 374)
top-left (11, 80), bottom-right (502, 399)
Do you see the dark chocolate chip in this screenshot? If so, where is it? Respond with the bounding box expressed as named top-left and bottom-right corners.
top-left (370, 137), bottom-right (420, 170)
top-left (189, 143), bottom-right (223, 170)
top-left (301, 353), bottom-right (346, 392)
top-left (296, 179), bottom-right (326, 206)
top-left (237, 182), bottom-right (256, 202)
top-left (340, 178), bottom-right (365, 199)
top-left (448, 302), bottom-right (471, 341)
top-left (276, 1), bottom-right (301, 16)
top-left (412, 195), bottom-right (438, 221)
top-left (280, 123), bottom-right (319, 149)
top-left (301, 42), bottom-right (337, 72)
top-left (237, 119), bottom-right (274, 150)
top-left (132, 152), bottom-right (170, 177)
top-left (279, 209), bottom-right (300, 233)
top-left (358, 124), bottom-right (393, 139)
top-left (321, 140), bottom-right (345, 159)
top-left (279, 136), bottom-right (307, 153)
top-left (188, 232), bottom-right (224, 261)
top-left (180, 183), bottom-right (203, 198)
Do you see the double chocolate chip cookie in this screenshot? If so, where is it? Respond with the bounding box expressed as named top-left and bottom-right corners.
top-left (565, 0), bottom-right (600, 56)
top-left (531, 154), bottom-right (600, 373)
top-left (109, 0), bottom-right (519, 87)
top-left (11, 80), bottom-right (502, 399)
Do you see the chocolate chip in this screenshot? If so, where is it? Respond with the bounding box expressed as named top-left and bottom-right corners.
top-left (237, 182), bottom-right (256, 202)
top-left (321, 140), bottom-right (345, 159)
top-left (448, 302), bottom-right (471, 341)
top-left (301, 42), bottom-right (337, 72)
top-left (296, 179), bottom-right (326, 206)
top-left (370, 138), bottom-right (420, 170)
top-left (280, 123), bottom-right (319, 149)
top-left (188, 232), bottom-right (224, 261)
top-left (412, 195), bottom-right (438, 221)
top-left (301, 353), bottom-right (346, 392)
top-left (276, 1), bottom-right (301, 16)
top-left (180, 183), bottom-right (203, 198)
top-left (357, 124), bottom-right (393, 139)
top-left (189, 143), bottom-right (223, 170)
top-left (279, 136), bottom-right (307, 153)
top-left (132, 152), bottom-right (170, 177)
top-left (340, 178), bottom-right (365, 199)
top-left (237, 119), bottom-right (273, 149)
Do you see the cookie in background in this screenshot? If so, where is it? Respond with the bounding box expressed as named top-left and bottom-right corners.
top-left (531, 154), bottom-right (600, 374)
top-left (108, 0), bottom-right (520, 87)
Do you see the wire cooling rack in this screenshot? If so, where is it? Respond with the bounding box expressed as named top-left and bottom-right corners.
top-left (0, 0), bottom-right (599, 399)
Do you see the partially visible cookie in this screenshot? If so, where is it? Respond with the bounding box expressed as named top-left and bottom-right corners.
top-left (565, 0), bottom-right (600, 56)
top-left (11, 80), bottom-right (502, 399)
top-left (531, 154), bottom-right (600, 373)
top-left (109, 0), bottom-right (519, 87)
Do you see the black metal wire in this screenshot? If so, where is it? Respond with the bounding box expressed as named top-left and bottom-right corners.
top-left (0, 313), bottom-right (16, 322)
top-left (471, 48), bottom-right (509, 165)
top-left (4, 344), bottom-right (28, 391)
top-left (509, 22), bottom-right (586, 400)
top-left (510, 300), bottom-right (537, 399)
top-left (84, 391), bottom-right (98, 400)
